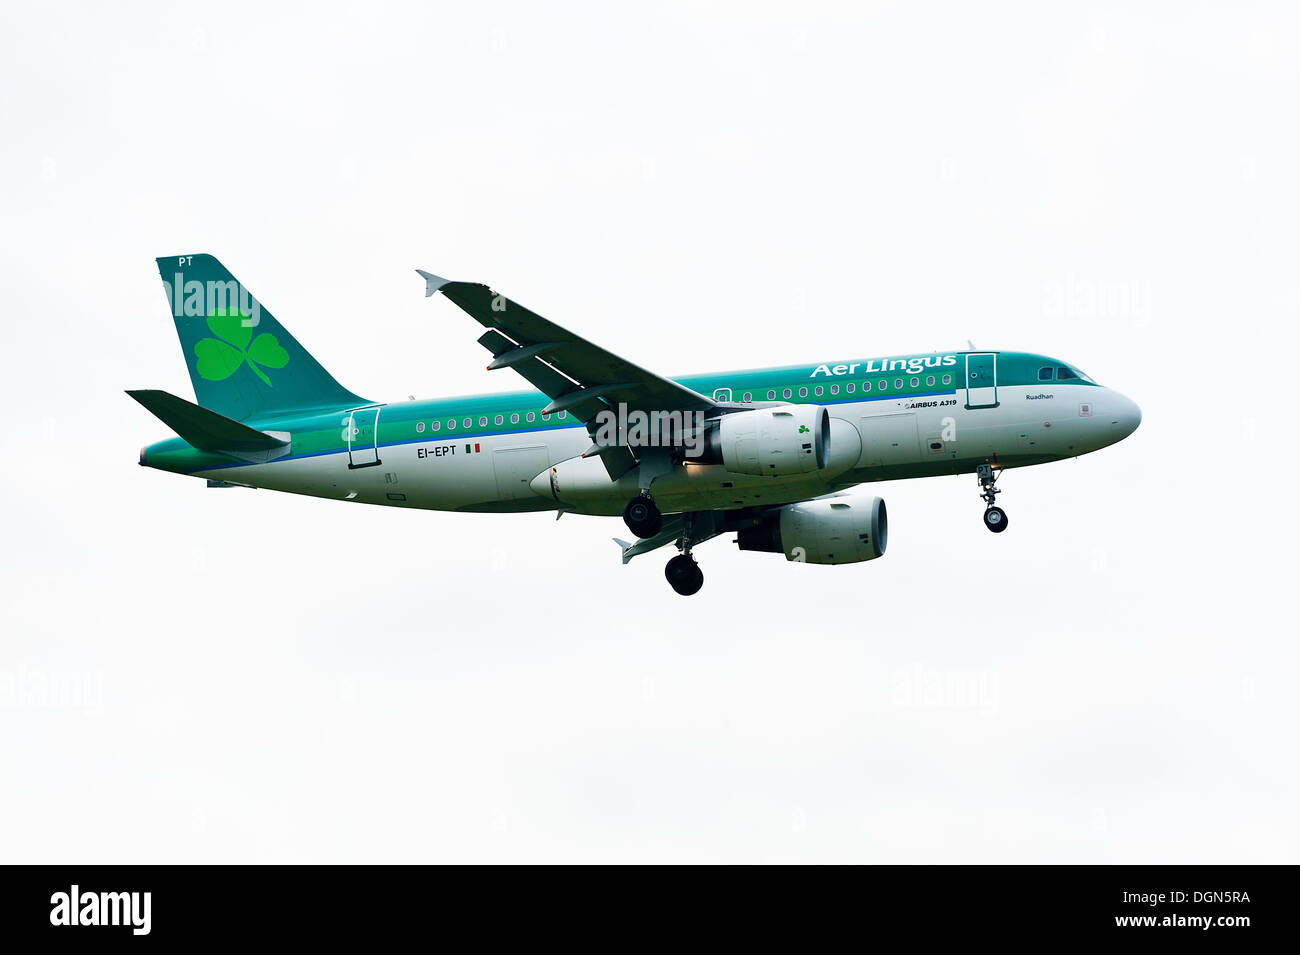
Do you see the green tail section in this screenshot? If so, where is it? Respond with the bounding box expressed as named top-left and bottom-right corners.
top-left (156, 253), bottom-right (366, 421)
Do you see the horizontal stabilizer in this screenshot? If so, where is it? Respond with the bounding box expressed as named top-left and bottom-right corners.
top-left (127, 389), bottom-right (290, 461)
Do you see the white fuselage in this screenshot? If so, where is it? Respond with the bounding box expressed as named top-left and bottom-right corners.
top-left (193, 383), bottom-right (1141, 516)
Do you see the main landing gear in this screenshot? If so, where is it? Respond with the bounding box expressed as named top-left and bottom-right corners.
top-left (620, 452), bottom-right (703, 594)
top-left (624, 495), bottom-right (704, 595)
top-left (665, 552), bottom-right (704, 596)
top-left (614, 508), bottom-right (719, 597)
top-left (623, 492), bottom-right (662, 539)
top-left (977, 463), bottom-right (1008, 534)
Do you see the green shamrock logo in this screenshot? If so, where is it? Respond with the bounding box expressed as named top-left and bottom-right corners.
top-left (798, 424), bottom-right (810, 433)
top-left (194, 310), bottom-right (289, 386)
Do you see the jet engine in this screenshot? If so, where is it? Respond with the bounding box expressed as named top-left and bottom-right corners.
top-left (700, 405), bottom-right (828, 476)
top-left (736, 496), bottom-right (887, 564)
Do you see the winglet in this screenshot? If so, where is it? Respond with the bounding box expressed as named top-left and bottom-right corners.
top-left (416, 269), bottom-right (451, 297)
top-left (612, 538), bottom-right (635, 565)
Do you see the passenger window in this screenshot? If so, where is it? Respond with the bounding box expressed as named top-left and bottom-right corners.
top-left (559, 411), bottom-right (568, 419)
top-left (742, 391), bottom-right (752, 402)
top-left (942, 375), bottom-right (952, 385)
top-left (416, 421), bottom-right (425, 433)
top-left (463, 417), bottom-right (472, 428)
top-left (494, 415), bottom-right (503, 425)
top-left (1057, 366), bottom-right (1077, 380)
top-left (926, 376), bottom-right (935, 386)
top-left (541, 412), bottom-right (550, 421)
top-left (511, 413), bottom-right (519, 424)
top-left (846, 382), bottom-right (855, 394)
top-left (910, 377), bottom-right (919, 387)
top-left (783, 388), bottom-right (792, 398)
top-left (878, 380), bottom-right (887, 391)
top-left (814, 386), bottom-right (823, 396)
top-left (799, 387), bottom-right (808, 397)
top-left (767, 390), bottom-right (776, 400)
top-left (432, 421), bottom-right (440, 431)
top-left (830, 384), bottom-right (839, 395)
top-left (526, 412), bottom-right (535, 422)
top-left (894, 378), bottom-right (903, 389)
top-left (479, 416), bottom-right (488, 427)
top-left (1038, 366), bottom-right (1054, 381)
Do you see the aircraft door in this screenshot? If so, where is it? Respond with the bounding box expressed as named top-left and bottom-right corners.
top-left (964, 353), bottom-right (999, 409)
top-left (494, 446), bottom-right (551, 500)
top-left (347, 406), bottom-right (382, 468)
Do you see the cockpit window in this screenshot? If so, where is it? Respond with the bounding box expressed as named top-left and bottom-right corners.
top-left (1038, 366), bottom-right (1053, 381)
top-left (1055, 364), bottom-right (1096, 383)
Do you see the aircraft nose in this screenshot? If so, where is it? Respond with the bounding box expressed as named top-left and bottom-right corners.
top-left (1109, 392), bottom-right (1142, 440)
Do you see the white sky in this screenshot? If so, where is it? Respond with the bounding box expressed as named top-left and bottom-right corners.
top-left (1, 1), bottom-right (1296, 862)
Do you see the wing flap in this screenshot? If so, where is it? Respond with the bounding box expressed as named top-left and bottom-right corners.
top-left (476, 328), bottom-right (577, 399)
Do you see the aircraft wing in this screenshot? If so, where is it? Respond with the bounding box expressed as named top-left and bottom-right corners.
top-left (416, 270), bottom-right (717, 424)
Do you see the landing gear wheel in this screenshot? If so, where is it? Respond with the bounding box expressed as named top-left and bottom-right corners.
top-left (665, 554), bottom-right (704, 596)
top-left (983, 505), bottom-right (1008, 533)
top-left (623, 494), bottom-right (662, 539)
top-left (975, 463), bottom-right (1008, 533)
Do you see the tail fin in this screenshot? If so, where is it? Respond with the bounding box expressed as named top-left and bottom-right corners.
top-left (156, 254), bottom-right (366, 421)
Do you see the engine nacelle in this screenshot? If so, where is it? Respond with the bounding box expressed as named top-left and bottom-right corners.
top-left (736, 496), bottom-right (887, 564)
top-left (705, 405), bottom-right (829, 476)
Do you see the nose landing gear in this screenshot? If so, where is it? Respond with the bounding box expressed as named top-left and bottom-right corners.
top-left (983, 505), bottom-right (1008, 532)
top-left (977, 463), bottom-right (1009, 533)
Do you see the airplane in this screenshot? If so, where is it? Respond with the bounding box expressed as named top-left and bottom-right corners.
top-left (131, 254), bottom-right (1142, 595)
